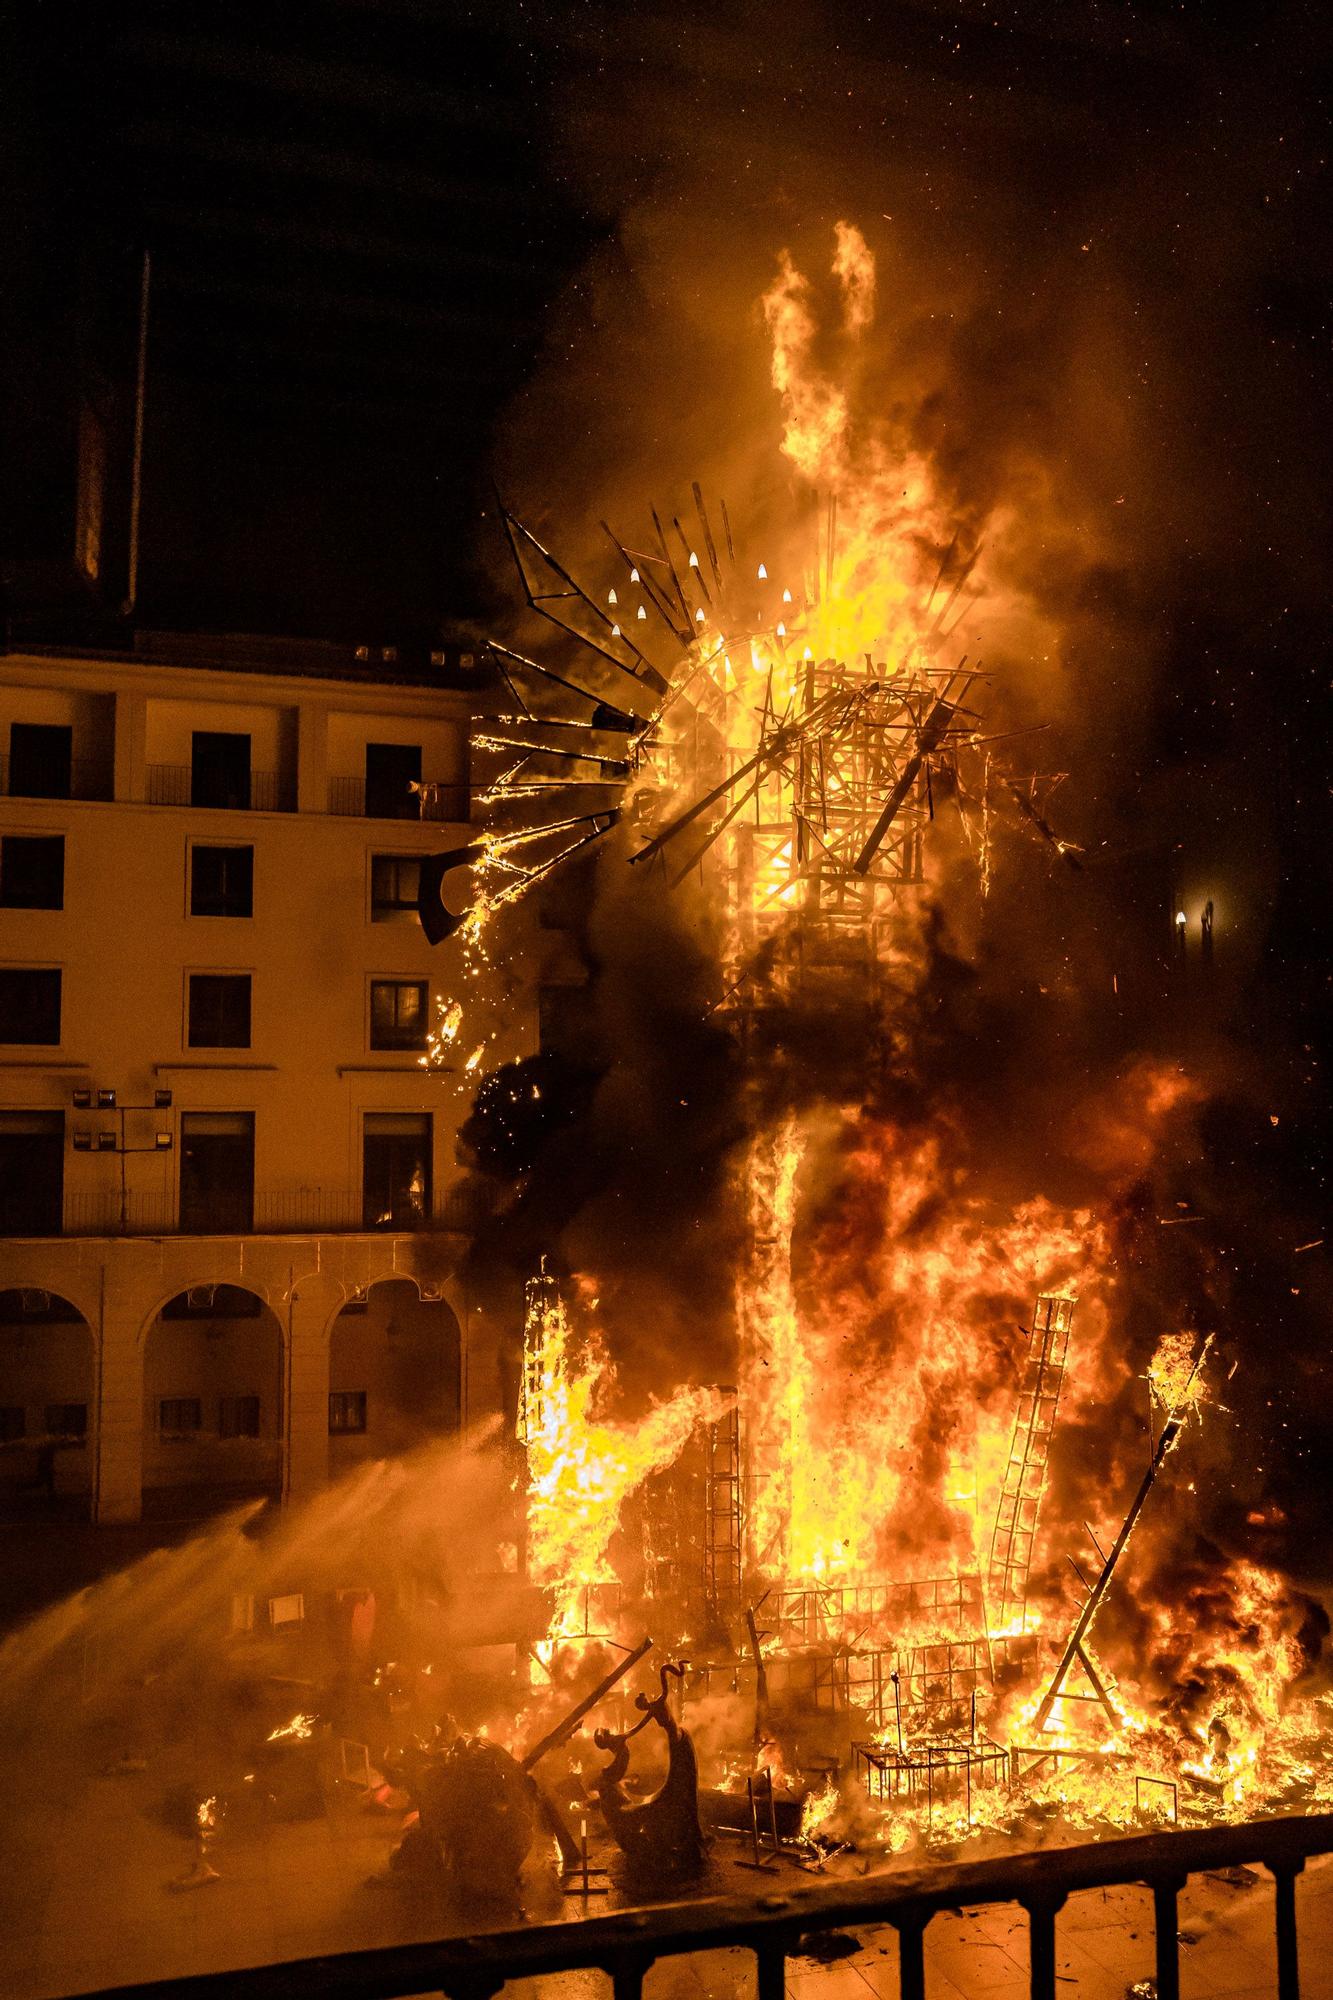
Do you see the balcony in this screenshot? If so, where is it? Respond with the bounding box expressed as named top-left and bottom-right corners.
top-left (0, 754), bottom-right (109, 802)
top-left (327, 776), bottom-right (467, 821)
top-left (54, 1182), bottom-right (493, 1238)
top-left (145, 765), bottom-right (286, 811)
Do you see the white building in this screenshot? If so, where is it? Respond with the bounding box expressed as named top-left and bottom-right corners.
top-left (0, 632), bottom-right (529, 1523)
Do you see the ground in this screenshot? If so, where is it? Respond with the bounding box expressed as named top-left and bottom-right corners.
top-left (4, 1710), bottom-right (1333, 2000)
top-left (3, 1514), bottom-right (1332, 2000)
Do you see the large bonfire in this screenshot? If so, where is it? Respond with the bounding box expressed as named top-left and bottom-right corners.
top-left (454, 220), bottom-right (1328, 1851)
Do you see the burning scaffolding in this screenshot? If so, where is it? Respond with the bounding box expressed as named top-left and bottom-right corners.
top-left (444, 221), bottom-right (1328, 1856)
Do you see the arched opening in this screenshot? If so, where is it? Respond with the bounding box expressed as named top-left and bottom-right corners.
top-left (0, 1289), bottom-right (95, 1521)
top-left (142, 1284), bottom-right (282, 1519)
top-left (328, 1278), bottom-right (459, 1474)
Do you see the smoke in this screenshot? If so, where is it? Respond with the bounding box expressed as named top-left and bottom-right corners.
top-left (0, 1429), bottom-right (515, 1726)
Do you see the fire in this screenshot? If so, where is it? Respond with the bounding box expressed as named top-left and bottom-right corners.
top-left (741, 1116), bottom-right (1104, 1590)
top-left (458, 218), bottom-right (1329, 1853)
top-left (520, 1272), bottom-right (726, 1644)
top-left (799, 1773), bottom-right (840, 1842)
top-left (1147, 1330), bottom-right (1209, 1419)
top-left (266, 1713), bottom-right (316, 1743)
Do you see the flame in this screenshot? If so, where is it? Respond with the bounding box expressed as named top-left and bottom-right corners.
top-left (741, 1116), bottom-right (1104, 1589)
top-left (1147, 1331), bottom-right (1208, 1418)
top-left (520, 1274), bottom-right (726, 1642)
top-left (799, 1773), bottom-right (840, 1842)
top-left (267, 1713), bottom-right (316, 1743)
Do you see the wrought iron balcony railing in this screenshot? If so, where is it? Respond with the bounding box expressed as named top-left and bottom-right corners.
top-left (145, 765), bottom-right (286, 811)
top-left (51, 1183), bottom-right (492, 1238)
top-left (327, 775), bottom-right (467, 821)
top-left (71, 1807), bottom-right (1333, 2000)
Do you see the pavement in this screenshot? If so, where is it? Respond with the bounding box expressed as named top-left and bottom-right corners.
top-left (5, 1705), bottom-right (1333, 2000)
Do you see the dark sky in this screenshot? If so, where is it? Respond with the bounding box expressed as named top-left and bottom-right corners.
top-left (4, 2), bottom-right (1329, 646)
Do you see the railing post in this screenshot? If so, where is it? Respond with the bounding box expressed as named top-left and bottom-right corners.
top-left (1020, 1891), bottom-right (1067, 2000)
top-left (440, 1979), bottom-right (505, 2000)
top-left (753, 1937), bottom-right (787, 2000)
top-left (1151, 1875), bottom-right (1186, 2000)
top-left (1271, 1859), bottom-right (1304, 2000)
top-left (609, 1953), bottom-right (649, 2000)
top-left (892, 1911), bottom-right (928, 2000)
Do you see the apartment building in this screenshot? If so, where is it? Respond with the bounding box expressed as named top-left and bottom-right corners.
top-left (0, 634), bottom-right (530, 1524)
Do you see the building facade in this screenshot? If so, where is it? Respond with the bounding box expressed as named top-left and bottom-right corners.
top-left (0, 634), bottom-right (527, 1523)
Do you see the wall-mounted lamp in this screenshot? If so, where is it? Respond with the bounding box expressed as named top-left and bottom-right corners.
top-left (72, 1129), bottom-right (93, 1151)
top-left (97, 1130), bottom-right (118, 1151)
top-left (72, 1086), bottom-right (92, 1109)
top-left (154, 1088), bottom-right (173, 1109)
top-left (155, 1131), bottom-right (173, 1150)
top-left (97, 1088), bottom-right (117, 1109)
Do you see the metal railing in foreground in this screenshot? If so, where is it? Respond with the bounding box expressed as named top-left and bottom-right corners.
top-left (79, 1808), bottom-right (1333, 2000)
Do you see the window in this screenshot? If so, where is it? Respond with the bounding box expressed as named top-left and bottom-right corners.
top-left (329, 1391), bottom-right (367, 1434)
top-left (159, 1398), bottom-right (202, 1438)
top-left (219, 1395), bottom-right (260, 1439)
top-left (371, 853), bottom-right (421, 923)
top-left (0, 969), bottom-right (61, 1045)
top-left (0, 835), bottom-right (64, 910)
top-left (179, 1112), bottom-right (255, 1233)
top-left (187, 973), bottom-right (251, 1048)
top-left (191, 845), bottom-right (253, 918)
top-left (0, 1407), bottom-right (24, 1443)
top-left (8, 723), bottom-right (72, 799)
top-left (370, 979), bottom-right (427, 1050)
top-left (191, 731), bottom-right (251, 810)
top-left (365, 742), bottom-right (422, 819)
top-left (45, 1403), bottom-right (87, 1439)
top-left (362, 1112), bottom-right (431, 1229)
top-left (0, 1112), bottom-right (64, 1234)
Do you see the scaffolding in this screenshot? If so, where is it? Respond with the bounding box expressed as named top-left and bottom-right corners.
top-left (703, 1398), bottom-right (744, 1616)
top-left (987, 1293), bottom-right (1075, 1631)
top-left (765, 1573), bottom-right (986, 1648)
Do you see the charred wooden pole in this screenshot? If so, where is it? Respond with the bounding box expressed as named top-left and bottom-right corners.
top-left (745, 1605), bottom-right (771, 1756)
top-left (521, 1636), bottom-right (654, 1772)
top-left (1033, 1411), bottom-right (1187, 1732)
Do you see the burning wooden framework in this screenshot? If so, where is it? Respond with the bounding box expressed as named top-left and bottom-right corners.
top-left (446, 486), bottom-right (1240, 1838)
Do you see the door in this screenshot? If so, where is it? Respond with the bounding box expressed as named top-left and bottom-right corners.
top-left (179, 1112), bottom-right (255, 1232)
top-left (362, 1113), bottom-right (431, 1229)
top-left (8, 723), bottom-right (72, 799)
top-left (192, 732), bottom-right (252, 810)
top-left (364, 742), bottom-right (422, 820)
top-left (0, 1113), bottom-right (64, 1234)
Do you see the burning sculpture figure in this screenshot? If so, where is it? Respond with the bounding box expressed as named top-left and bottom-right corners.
top-left (408, 223), bottom-right (1328, 1847)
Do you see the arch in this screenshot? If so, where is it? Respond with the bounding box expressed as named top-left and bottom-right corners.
top-left (328, 1277), bottom-right (461, 1473)
top-left (0, 1289), bottom-right (96, 1521)
top-left (135, 1274), bottom-right (276, 1348)
top-left (141, 1283), bottom-right (283, 1520)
